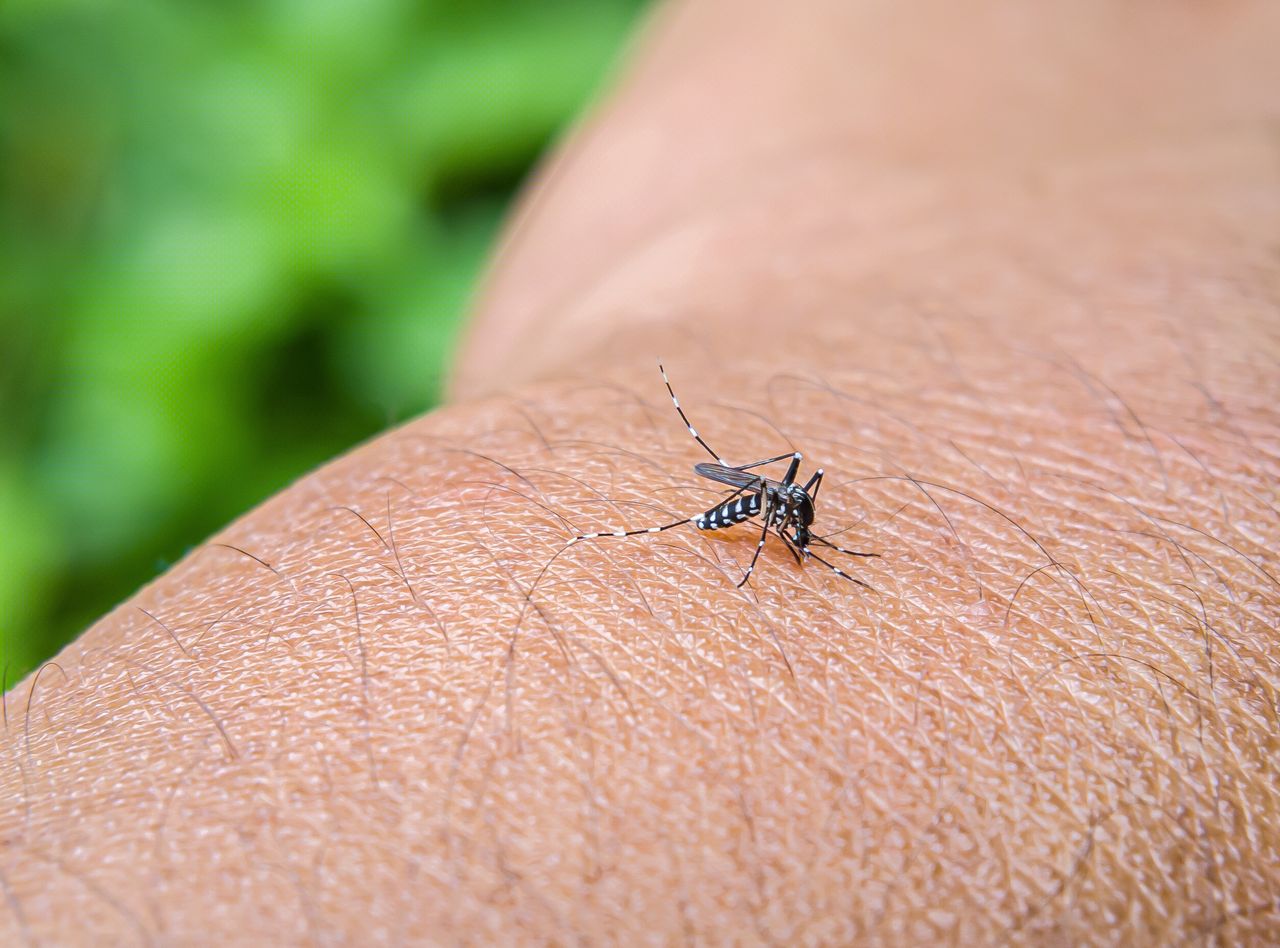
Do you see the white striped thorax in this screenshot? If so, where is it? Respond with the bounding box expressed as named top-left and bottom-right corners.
top-left (571, 362), bottom-right (878, 591)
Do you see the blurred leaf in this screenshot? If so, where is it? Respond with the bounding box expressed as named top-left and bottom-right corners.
top-left (0, 460), bottom-right (60, 679)
top-left (394, 1), bottom-right (639, 194)
top-left (0, 0), bottom-right (649, 680)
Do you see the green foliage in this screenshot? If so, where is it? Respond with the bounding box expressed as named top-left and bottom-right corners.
top-left (0, 0), bottom-right (646, 680)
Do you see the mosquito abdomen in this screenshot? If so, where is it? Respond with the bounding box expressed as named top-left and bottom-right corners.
top-left (695, 493), bottom-right (761, 530)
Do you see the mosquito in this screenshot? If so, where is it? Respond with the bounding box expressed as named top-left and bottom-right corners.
top-left (570, 363), bottom-right (878, 589)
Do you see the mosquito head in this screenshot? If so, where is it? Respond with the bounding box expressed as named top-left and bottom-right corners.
top-left (789, 485), bottom-right (815, 528)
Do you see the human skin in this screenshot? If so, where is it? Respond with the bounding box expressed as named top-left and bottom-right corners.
top-left (4, 0), bottom-right (1279, 943)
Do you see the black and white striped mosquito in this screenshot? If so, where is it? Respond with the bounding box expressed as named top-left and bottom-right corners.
top-left (570, 363), bottom-right (878, 589)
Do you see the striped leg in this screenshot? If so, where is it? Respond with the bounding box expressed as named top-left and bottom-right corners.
top-left (803, 468), bottom-right (824, 502)
top-left (812, 535), bottom-right (880, 559)
top-left (804, 546), bottom-right (874, 590)
top-left (735, 451), bottom-right (800, 473)
top-left (775, 527), bottom-right (805, 566)
top-left (735, 496), bottom-right (775, 588)
top-left (571, 516), bottom-right (698, 544)
top-left (659, 363), bottom-right (800, 476)
top-left (659, 362), bottom-right (730, 465)
top-left (573, 486), bottom-right (750, 544)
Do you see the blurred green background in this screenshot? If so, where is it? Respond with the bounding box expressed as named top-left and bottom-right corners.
top-left (0, 0), bottom-right (648, 682)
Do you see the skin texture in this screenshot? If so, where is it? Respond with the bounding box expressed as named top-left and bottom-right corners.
top-left (4, 1), bottom-right (1280, 943)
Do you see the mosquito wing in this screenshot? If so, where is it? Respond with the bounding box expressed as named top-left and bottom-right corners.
top-left (694, 462), bottom-right (766, 490)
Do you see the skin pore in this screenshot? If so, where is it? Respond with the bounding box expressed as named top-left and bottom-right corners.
top-left (4, 0), bottom-right (1279, 943)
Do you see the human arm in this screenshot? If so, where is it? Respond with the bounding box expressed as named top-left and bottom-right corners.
top-left (3, 1), bottom-right (1279, 942)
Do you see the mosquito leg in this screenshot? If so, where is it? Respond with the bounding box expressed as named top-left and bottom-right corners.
top-left (659, 362), bottom-right (730, 465)
top-left (804, 547), bottom-right (875, 590)
top-left (776, 528), bottom-right (804, 566)
top-left (736, 497), bottom-right (775, 588)
top-left (811, 535), bottom-right (880, 559)
top-left (781, 452), bottom-right (802, 486)
top-left (733, 452), bottom-right (799, 472)
top-left (572, 516), bottom-right (699, 543)
top-left (803, 468), bottom-right (824, 503)
top-left (574, 487), bottom-right (749, 542)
